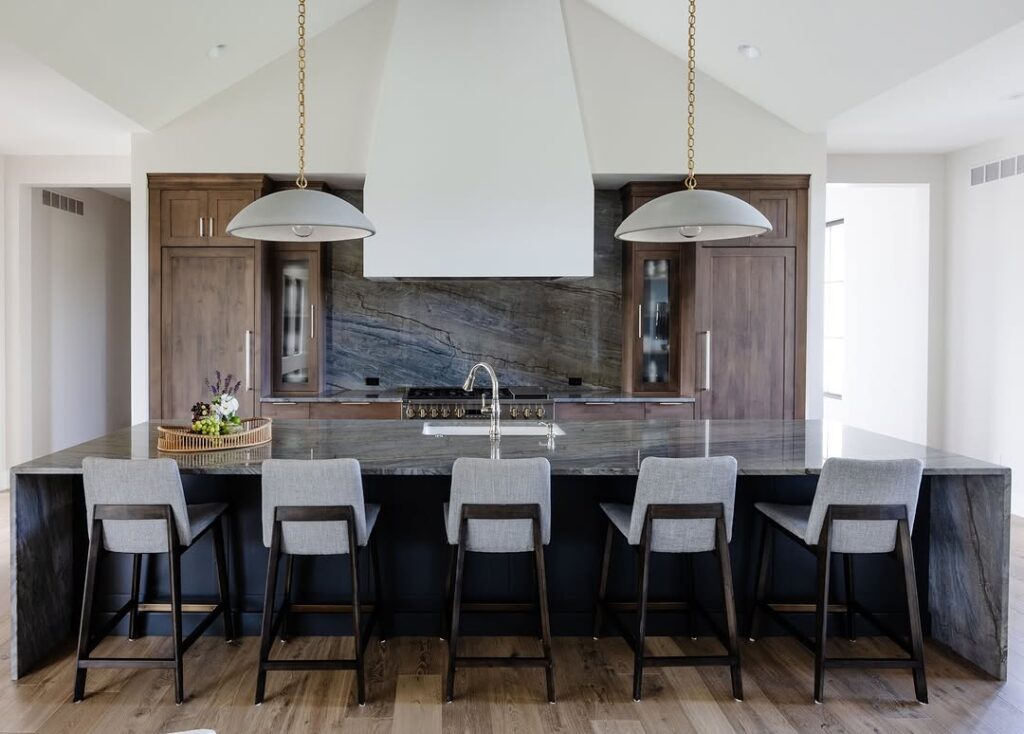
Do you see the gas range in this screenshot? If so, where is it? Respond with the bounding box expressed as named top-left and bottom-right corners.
top-left (402, 385), bottom-right (552, 420)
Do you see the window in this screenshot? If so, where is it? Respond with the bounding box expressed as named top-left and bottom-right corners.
top-left (823, 219), bottom-right (846, 400)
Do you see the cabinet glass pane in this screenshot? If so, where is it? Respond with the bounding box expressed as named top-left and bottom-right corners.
top-left (280, 260), bottom-right (311, 384)
top-left (641, 258), bottom-right (671, 384)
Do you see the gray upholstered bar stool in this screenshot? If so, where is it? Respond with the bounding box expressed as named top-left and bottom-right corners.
top-left (593, 455), bottom-right (742, 702)
top-left (75, 457), bottom-right (234, 705)
top-left (443, 457), bottom-right (554, 703)
top-left (749, 457), bottom-right (927, 704)
top-left (256, 458), bottom-right (383, 707)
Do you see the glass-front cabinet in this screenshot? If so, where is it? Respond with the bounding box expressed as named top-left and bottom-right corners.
top-left (624, 245), bottom-right (690, 395)
top-left (269, 244), bottom-right (324, 396)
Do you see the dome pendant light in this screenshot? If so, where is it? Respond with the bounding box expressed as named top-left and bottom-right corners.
top-left (615, 0), bottom-right (771, 243)
top-left (227, 0), bottom-right (375, 242)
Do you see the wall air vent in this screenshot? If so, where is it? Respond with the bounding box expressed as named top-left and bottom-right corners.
top-left (971, 154), bottom-right (1023, 187)
top-left (41, 189), bottom-right (84, 215)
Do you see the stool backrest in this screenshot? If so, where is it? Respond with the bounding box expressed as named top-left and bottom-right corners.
top-left (262, 458), bottom-right (368, 554)
top-left (806, 457), bottom-right (924, 553)
top-left (629, 456), bottom-right (738, 553)
top-left (82, 457), bottom-right (191, 553)
top-left (447, 457), bottom-right (551, 552)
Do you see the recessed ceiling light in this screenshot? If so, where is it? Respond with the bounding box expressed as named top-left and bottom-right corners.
top-left (208, 44), bottom-right (227, 59)
top-left (737, 44), bottom-right (761, 60)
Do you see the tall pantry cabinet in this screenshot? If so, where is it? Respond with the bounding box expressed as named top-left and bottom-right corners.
top-left (619, 175), bottom-right (808, 419)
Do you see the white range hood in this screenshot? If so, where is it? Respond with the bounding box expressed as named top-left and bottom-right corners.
top-left (363, 0), bottom-right (594, 278)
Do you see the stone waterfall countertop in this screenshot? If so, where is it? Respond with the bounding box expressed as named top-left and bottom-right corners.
top-left (11, 419), bottom-right (1006, 478)
top-left (260, 389), bottom-right (695, 403)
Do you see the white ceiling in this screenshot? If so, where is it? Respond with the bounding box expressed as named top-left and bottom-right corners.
top-left (0, 0), bottom-right (376, 130)
top-left (827, 20), bottom-right (1024, 153)
top-left (0, 42), bottom-right (142, 155)
top-left (3, 0), bottom-right (1024, 157)
top-left (581, 0), bottom-right (1024, 136)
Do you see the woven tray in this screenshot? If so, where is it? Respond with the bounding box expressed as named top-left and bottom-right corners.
top-left (157, 417), bottom-right (272, 453)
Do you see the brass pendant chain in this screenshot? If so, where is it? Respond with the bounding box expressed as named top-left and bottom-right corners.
top-left (296, 0), bottom-right (308, 190)
top-left (685, 0), bottom-right (697, 191)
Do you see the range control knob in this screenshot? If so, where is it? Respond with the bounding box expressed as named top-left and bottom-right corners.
top-left (418, 407), bottom-right (427, 419)
top-left (429, 406), bottom-right (439, 418)
top-left (523, 406), bottom-right (533, 419)
top-left (536, 406), bottom-right (546, 419)
top-left (509, 406), bottom-right (519, 419)
top-left (454, 406), bottom-right (466, 418)
top-left (441, 405), bottom-right (451, 418)
top-left (405, 405), bottom-right (416, 419)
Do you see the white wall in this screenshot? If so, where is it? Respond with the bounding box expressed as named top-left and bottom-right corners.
top-left (1, 155), bottom-right (130, 478)
top-left (824, 183), bottom-right (930, 444)
top-left (945, 132), bottom-right (1024, 513)
top-left (828, 155), bottom-right (947, 445)
top-left (29, 188), bottom-right (131, 456)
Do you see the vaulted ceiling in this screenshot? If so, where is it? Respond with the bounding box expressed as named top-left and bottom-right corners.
top-left (1, 0), bottom-right (1023, 155)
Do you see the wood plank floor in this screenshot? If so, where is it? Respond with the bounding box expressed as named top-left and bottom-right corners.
top-left (1, 493), bottom-right (1022, 734)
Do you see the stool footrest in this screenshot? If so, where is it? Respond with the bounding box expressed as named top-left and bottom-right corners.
top-left (454, 656), bottom-right (550, 668)
top-left (78, 657), bottom-right (176, 669)
top-left (642, 654), bottom-right (739, 667)
top-left (261, 659), bottom-right (358, 671)
top-left (824, 657), bottom-right (923, 670)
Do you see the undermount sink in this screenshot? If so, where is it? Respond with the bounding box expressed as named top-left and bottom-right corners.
top-left (421, 421), bottom-right (565, 437)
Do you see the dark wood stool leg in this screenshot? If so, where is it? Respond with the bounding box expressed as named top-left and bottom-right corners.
top-left (813, 535), bottom-right (833, 703)
top-left (371, 533), bottom-right (387, 643)
top-left (445, 538), bottom-right (467, 702)
top-left (632, 538), bottom-right (652, 702)
top-left (844, 553), bottom-right (856, 642)
top-left (169, 547), bottom-right (185, 704)
top-left (279, 554), bottom-right (295, 643)
top-left (593, 521), bottom-right (613, 639)
top-left (441, 544), bottom-right (455, 641)
top-left (748, 518), bottom-right (773, 641)
top-left (127, 553), bottom-right (142, 641)
top-left (213, 517), bottom-right (235, 641)
top-left (255, 523), bottom-right (282, 705)
top-left (715, 518), bottom-right (743, 701)
top-left (896, 519), bottom-right (928, 703)
top-left (73, 525), bottom-right (103, 702)
top-left (533, 528), bottom-right (555, 703)
top-left (349, 535), bottom-right (366, 706)
top-left (685, 553), bottom-right (697, 640)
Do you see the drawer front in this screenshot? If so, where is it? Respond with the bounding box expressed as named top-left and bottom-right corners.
top-left (309, 402), bottom-right (402, 419)
top-left (260, 402), bottom-right (310, 419)
top-left (554, 402), bottom-right (645, 421)
top-left (643, 402), bottom-right (696, 420)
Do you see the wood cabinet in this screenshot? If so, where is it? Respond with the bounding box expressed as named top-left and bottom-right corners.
top-left (149, 174), bottom-right (272, 419)
top-left (554, 402), bottom-right (645, 421)
top-left (308, 403), bottom-right (402, 420)
top-left (643, 402), bottom-right (695, 420)
top-left (159, 247), bottom-right (256, 420)
top-left (267, 244), bottom-right (326, 396)
top-left (619, 175), bottom-right (807, 419)
top-left (695, 246), bottom-right (798, 419)
top-left (260, 401), bottom-right (311, 419)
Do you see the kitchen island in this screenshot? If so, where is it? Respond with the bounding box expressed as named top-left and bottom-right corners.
top-left (10, 419), bottom-right (1010, 682)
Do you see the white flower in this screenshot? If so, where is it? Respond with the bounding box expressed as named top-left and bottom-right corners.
top-left (214, 394), bottom-right (239, 418)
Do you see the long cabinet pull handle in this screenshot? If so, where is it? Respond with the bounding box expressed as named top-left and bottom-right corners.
top-left (637, 304), bottom-right (642, 337)
top-left (244, 329), bottom-right (252, 391)
top-left (199, 217), bottom-right (204, 238)
top-left (310, 303), bottom-right (315, 340)
top-left (208, 217), bottom-right (214, 237)
top-left (702, 330), bottom-right (712, 392)
top-left (584, 402), bottom-right (616, 405)
top-left (344, 402), bottom-right (371, 405)
top-left (272, 401), bottom-right (299, 405)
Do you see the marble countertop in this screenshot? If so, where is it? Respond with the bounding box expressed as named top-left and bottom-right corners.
top-left (12, 419), bottom-right (1007, 478)
top-left (261, 389), bottom-right (695, 403)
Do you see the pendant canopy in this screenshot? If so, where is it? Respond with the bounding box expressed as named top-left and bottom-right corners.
top-left (226, 0), bottom-right (375, 243)
top-left (227, 189), bottom-right (375, 242)
top-left (615, 188), bottom-right (771, 242)
top-left (615, 0), bottom-right (771, 244)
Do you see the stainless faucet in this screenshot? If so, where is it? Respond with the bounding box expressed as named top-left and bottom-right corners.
top-left (463, 362), bottom-right (500, 441)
